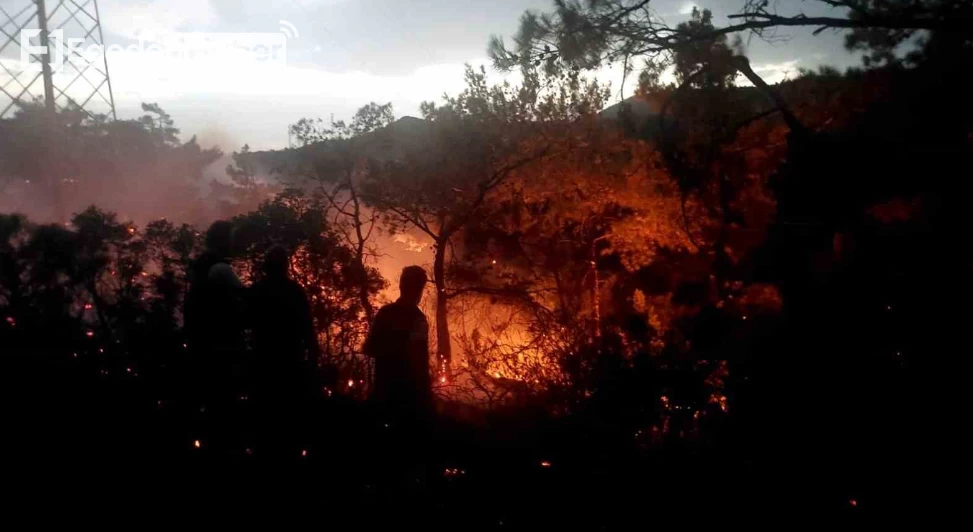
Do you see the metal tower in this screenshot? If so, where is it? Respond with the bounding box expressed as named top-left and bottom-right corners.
top-left (0, 0), bottom-right (116, 119)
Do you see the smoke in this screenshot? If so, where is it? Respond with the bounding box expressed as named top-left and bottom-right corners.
top-left (0, 110), bottom-right (266, 228)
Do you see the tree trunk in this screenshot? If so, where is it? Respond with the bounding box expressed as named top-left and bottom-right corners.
top-left (433, 239), bottom-right (451, 376)
top-left (349, 180), bottom-right (373, 322)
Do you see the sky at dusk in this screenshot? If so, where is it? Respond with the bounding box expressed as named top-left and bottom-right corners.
top-left (2, 0), bottom-right (864, 151)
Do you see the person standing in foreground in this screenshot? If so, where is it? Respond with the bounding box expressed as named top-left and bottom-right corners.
top-left (363, 266), bottom-right (432, 421)
top-left (184, 221), bottom-right (245, 404)
top-left (183, 220), bottom-right (246, 449)
top-left (248, 246), bottom-right (319, 458)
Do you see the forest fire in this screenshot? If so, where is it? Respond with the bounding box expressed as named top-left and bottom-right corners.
top-left (1, 0), bottom-right (959, 518)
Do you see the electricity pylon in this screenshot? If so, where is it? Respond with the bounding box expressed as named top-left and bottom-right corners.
top-left (0, 0), bottom-right (116, 119)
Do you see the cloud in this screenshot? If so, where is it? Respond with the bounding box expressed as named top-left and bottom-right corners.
top-left (96, 47), bottom-right (501, 148)
top-left (104, 46), bottom-right (483, 102)
top-left (740, 59), bottom-right (801, 85)
top-left (99, 0), bottom-right (221, 40)
top-left (679, 2), bottom-right (698, 16)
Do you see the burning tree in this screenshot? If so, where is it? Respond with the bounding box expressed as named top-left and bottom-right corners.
top-left (359, 65), bottom-right (583, 380)
top-left (286, 102), bottom-right (397, 322)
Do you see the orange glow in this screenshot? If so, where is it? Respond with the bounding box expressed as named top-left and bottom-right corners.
top-left (347, 379), bottom-right (354, 388)
top-left (193, 440), bottom-right (201, 448)
top-left (301, 449), bottom-right (308, 457)
top-left (84, 303), bottom-right (93, 310)
top-left (849, 499), bottom-right (858, 507)
top-left (85, 330), bottom-right (94, 337)
top-left (540, 460), bottom-right (552, 468)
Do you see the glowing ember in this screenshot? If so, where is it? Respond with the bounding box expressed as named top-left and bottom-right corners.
top-left (301, 449), bottom-right (308, 457)
top-left (540, 460), bottom-right (552, 468)
top-left (347, 379), bottom-right (354, 388)
top-left (85, 330), bottom-right (94, 337)
top-left (849, 499), bottom-right (858, 507)
top-left (440, 376), bottom-right (447, 383)
top-left (84, 303), bottom-right (93, 310)
top-left (194, 440), bottom-right (201, 449)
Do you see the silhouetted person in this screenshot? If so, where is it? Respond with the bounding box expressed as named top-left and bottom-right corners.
top-left (248, 246), bottom-right (319, 458)
top-left (363, 266), bottom-right (433, 487)
top-left (364, 266), bottom-right (432, 420)
top-left (183, 221), bottom-right (245, 419)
